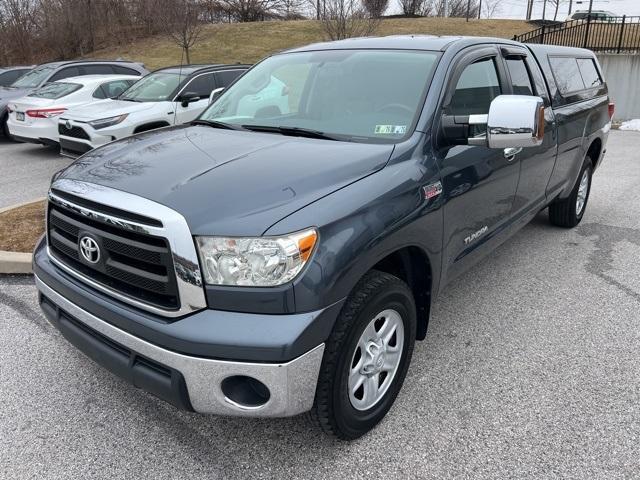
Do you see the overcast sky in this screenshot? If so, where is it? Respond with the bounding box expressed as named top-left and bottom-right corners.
top-left (498, 0), bottom-right (640, 20)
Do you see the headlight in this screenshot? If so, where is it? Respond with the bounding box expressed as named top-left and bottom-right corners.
top-left (195, 229), bottom-right (317, 286)
top-left (89, 114), bottom-right (128, 130)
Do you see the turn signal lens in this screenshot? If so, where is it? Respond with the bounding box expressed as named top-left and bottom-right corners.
top-left (608, 102), bottom-right (615, 120)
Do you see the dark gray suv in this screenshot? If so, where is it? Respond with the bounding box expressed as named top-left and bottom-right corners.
top-left (0, 66), bottom-right (34, 87)
top-left (0, 60), bottom-right (148, 137)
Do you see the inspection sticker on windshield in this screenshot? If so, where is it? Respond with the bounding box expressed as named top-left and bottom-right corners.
top-left (375, 125), bottom-right (406, 135)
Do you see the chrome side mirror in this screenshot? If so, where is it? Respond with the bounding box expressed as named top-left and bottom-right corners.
top-left (209, 87), bottom-right (224, 104)
top-left (486, 95), bottom-right (545, 148)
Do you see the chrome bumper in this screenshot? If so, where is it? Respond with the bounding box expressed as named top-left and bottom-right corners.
top-left (36, 276), bottom-right (324, 417)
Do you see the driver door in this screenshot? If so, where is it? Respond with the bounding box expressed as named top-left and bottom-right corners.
top-left (436, 46), bottom-right (521, 284)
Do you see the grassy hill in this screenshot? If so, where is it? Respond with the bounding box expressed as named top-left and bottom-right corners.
top-left (90, 18), bottom-right (532, 70)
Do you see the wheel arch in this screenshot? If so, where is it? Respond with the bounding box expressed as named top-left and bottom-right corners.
top-left (586, 137), bottom-right (603, 168)
top-left (369, 245), bottom-right (433, 341)
top-left (133, 121), bottom-right (171, 134)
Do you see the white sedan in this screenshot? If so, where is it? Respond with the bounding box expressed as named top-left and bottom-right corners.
top-left (7, 75), bottom-right (138, 146)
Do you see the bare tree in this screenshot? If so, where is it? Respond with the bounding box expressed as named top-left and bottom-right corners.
top-left (362, 0), bottom-right (388, 18)
top-left (481, 0), bottom-right (502, 18)
top-left (161, 0), bottom-right (205, 64)
top-left (548, 0), bottom-right (566, 21)
top-left (218, 0), bottom-right (283, 21)
top-left (432, 0), bottom-right (479, 17)
top-left (319, 0), bottom-right (378, 40)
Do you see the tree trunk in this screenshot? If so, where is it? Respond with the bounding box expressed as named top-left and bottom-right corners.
top-left (185, 47), bottom-right (190, 64)
top-left (553, 1), bottom-right (560, 21)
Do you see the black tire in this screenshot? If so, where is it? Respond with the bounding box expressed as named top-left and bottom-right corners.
top-left (1, 114), bottom-right (11, 139)
top-left (309, 270), bottom-right (416, 440)
top-left (549, 156), bottom-right (593, 228)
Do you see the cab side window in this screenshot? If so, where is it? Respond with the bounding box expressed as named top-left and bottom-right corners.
top-left (505, 58), bottom-right (534, 96)
top-left (446, 57), bottom-right (501, 116)
top-left (215, 69), bottom-right (245, 88)
top-left (183, 73), bottom-right (215, 98)
top-left (48, 66), bottom-right (81, 82)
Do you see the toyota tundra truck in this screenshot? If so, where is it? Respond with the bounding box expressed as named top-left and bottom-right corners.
top-left (34, 36), bottom-right (612, 439)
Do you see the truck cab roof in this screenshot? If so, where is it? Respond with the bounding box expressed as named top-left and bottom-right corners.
top-left (285, 35), bottom-right (524, 54)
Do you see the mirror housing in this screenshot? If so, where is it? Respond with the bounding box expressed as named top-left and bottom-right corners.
top-left (209, 87), bottom-right (224, 104)
top-left (440, 95), bottom-right (545, 148)
top-left (487, 95), bottom-right (545, 148)
top-left (179, 92), bottom-right (200, 108)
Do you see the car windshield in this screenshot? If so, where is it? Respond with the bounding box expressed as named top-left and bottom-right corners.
top-left (28, 82), bottom-right (81, 99)
top-left (119, 72), bottom-right (185, 102)
top-left (11, 65), bottom-right (55, 88)
top-left (200, 49), bottom-right (439, 143)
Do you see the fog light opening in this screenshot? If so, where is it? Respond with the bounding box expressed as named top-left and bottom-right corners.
top-left (221, 375), bottom-right (271, 409)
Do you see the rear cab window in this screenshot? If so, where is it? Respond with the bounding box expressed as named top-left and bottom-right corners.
top-left (28, 82), bottom-right (81, 99)
top-left (548, 57), bottom-right (585, 95)
top-left (576, 58), bottom-right (602, 89)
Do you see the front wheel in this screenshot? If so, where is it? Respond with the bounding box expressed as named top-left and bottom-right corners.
top-left (549, 156), bottom-right (593, 228)
top-left (309, 270), bottom-right (416, 440)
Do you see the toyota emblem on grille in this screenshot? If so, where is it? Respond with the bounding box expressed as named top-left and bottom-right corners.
top-left (79, 236), bottom-right (100, 264)
top-left (65, 120), bottom-right (72, 130)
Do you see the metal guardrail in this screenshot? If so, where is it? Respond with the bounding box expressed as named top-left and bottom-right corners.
top-left (514, 15), bottom-right (640, 53)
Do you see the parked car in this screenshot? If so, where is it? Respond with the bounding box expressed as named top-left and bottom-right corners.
top-left (6, 75), bottom-right (139, 147)
top-left (0, 60), bottom-right (147, 138)
top-left (35, 37), bottom-right (611, 439)
top-left (57, 64), bottom-right (250, 156)
top-left (0, 66), bottom-right (34, 87)
top-left (568, 10), bottom-right (618, 21)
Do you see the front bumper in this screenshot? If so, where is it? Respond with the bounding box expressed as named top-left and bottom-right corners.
top-left (58, 119), bottom-right (127, 155)
top-left (36, 274), bottom-right (325, 417)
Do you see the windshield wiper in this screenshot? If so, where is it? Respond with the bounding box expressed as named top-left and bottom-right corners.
top-left (119, 97), bottom-right (141, 102)
top-left (191, 119), bottom-right (247, 131)
top-left (242, 125), bottom-right (340, 141)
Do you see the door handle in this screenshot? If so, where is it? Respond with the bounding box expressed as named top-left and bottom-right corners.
top-left (504, 147), bottom-right (523, 161)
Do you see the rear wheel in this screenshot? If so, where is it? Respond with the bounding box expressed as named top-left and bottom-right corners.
top-left (549, 156), bottom-right (593, 228)
top-left (1, 114), bottom-right (11, 139)
top-left (309, 270), bottom-right (416, 440)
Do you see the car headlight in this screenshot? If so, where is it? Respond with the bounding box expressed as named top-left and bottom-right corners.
top-left (195, 229), bottom-right (317, 286)
top-left (89, 114), bottom-right (128, 130)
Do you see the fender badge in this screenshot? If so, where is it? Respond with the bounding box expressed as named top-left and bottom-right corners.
top-left (423, 181), bottom-right (443, 200)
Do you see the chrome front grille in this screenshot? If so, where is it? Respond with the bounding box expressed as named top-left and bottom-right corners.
top-left (47, 179), bottom-right (207, 318)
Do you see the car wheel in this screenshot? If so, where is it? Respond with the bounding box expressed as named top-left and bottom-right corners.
top-left (1, 114), bottom-right (12, 140)
top-left (549, 156), bottom-right (593, 228)
top-left (309, 270), bottom-right (416, 440)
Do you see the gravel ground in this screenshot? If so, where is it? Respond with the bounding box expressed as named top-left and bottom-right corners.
top-left (0, 138), bottom-right (71, 208)
top-left (1, 130), bottom-right (639, 479)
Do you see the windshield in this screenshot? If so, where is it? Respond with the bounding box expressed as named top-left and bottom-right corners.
top-left (119, 72), bottom-right (184, 102)
top-left (200, 49), bottom-right (438, 142)
top-left (11, 65), bottom-right (55, 88)
top-left (29, 82), bottom-right (81, 99)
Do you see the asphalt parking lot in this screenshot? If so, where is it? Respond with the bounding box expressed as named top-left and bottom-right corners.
top-left (1, 130), bottom-right (639, 479)
top-left (0, 138), bottom-right (72, 208)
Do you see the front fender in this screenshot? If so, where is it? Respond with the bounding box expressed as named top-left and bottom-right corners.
top-left (265, 155), bottom-right (444, 313)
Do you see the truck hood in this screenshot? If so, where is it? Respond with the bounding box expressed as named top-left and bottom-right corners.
top-left (64, 99), bottom-right (156, 120)
top-left (0, 87), bottom-right (32, 109)
top-left (58, 125), bottom-right (394, 236)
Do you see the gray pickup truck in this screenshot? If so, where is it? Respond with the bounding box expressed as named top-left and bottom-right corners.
top-left (34, 36), bottom-right (611, 439)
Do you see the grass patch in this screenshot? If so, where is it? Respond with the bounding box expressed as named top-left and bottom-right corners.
top-left (0, 201), bottom-right (46, 253)
top-left (90, 18), bottom-right (532, 70)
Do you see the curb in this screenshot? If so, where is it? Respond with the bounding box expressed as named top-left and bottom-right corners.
top-left (0, 197), bottom-right (46, 275)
